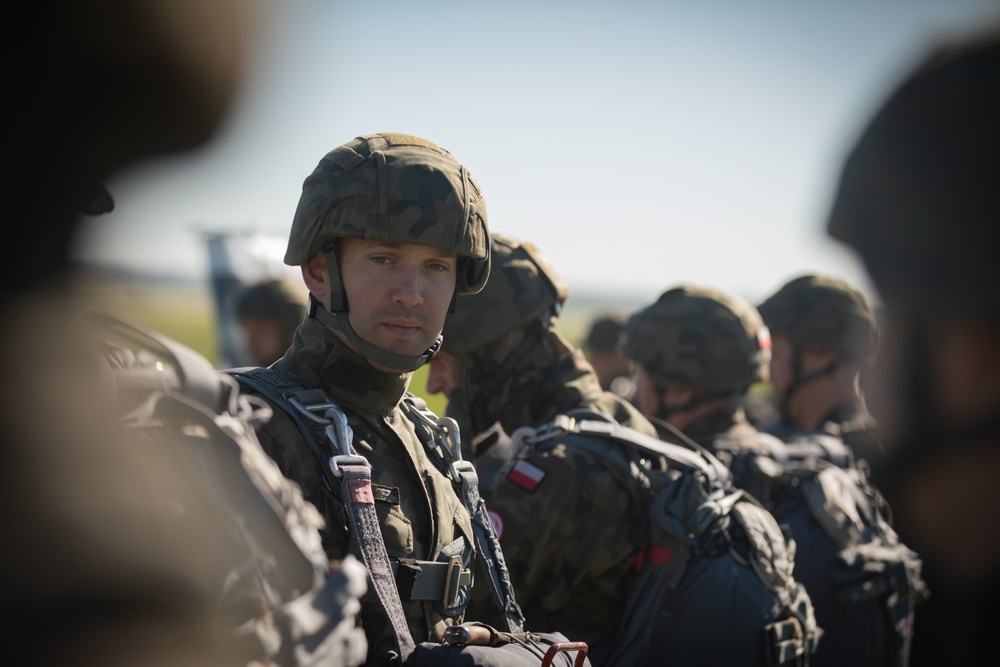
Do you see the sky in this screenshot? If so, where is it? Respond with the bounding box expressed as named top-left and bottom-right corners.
top-left (75, 0), bottom-right (1000, 310)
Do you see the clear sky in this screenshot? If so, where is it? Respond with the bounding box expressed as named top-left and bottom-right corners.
top-left (75, 0), bottom-right (1000, 309)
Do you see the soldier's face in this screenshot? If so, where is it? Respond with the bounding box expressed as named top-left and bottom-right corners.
top-left (426, 351), bottom-right (457, 396)
top-left (768, 335), bottom-right (795, 401)
top-left (631, 365), bottom-right (661, 418)
top-left (339, 238), bottom-right (458, 361)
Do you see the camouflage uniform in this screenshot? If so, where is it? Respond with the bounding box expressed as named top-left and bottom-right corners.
top-left (622, 285), bottom-right (926, 667)
top-left (757, 275), bottom-right (883, 465)
top-left (235, 134), bottom-right (492, 665)
top-left (440, 239), bottom-right (814, 665)
top-left (824, 26), bottom-right (1000, 666)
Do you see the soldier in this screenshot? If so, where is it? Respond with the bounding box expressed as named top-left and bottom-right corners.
top-left (1, 1), bottom-right (368, 666)
top-left (226, 134), bottom-right (586, 667)
top-left (823, 22), bottom-right (1000, 665)
top-left (581, 314), bottom-right (634, 400)
top-left (621, 284), bottom-right (926, 667)
top-left (428, 234), bottom-right (819, 666)
top-left (756, 274), bottom-right (883, 465)
top-left (235, 278), bottom-right (308, 366)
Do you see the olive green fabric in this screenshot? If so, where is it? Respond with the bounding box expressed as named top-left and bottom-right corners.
top-left (757, 274), bottom-right (877, 356)
top-left (245, 317), bottom-right (476, 663)
top-left (284, 132), bottom-right (490, 294)
top-left (621, 284), bottom-right (771, 392)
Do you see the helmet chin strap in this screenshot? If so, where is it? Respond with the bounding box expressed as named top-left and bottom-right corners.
top-left (777, 352), bottom-right (841, 422)
top-left (310, 248), bottom-right (440, 372)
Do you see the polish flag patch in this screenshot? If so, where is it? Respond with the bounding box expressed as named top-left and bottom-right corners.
top-left (508, 460), bottom-right (546, 491)
top-left (488, 510), bottom-right (505, 541)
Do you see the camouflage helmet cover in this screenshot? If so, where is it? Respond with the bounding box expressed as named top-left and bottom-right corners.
top-left (284, 132), bottom-right (490, 293)
top-left (441, 233), bottom-right (569, 356)
top-left (621, 284), bottom-right (772, 392)
top-left (757, 274), bottom-right (877, 356)
top-left (826, 26), bottom-right (1000, 320)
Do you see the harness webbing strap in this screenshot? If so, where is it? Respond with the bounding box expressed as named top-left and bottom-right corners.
top-left (402, 397), bottom-right (526, 633)
top-left (335, 459), bottom-right (415, 662)
top-left (452, 462), bottom-right (525, 633)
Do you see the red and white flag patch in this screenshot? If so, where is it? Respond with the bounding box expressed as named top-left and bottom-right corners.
top-left (508, 460), bottom-right (546, 491)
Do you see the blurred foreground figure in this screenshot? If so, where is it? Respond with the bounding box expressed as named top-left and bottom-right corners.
top-left (824, 22), bottom-right (1000, 665)
top-left (0, 2), bottom-right (367, 665)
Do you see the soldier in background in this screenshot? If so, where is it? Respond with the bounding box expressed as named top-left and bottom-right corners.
top-left (756, 274), bottom-right (883, 466)
top-left (823, 22), bottom-right (1000, 665)
top-left (428, 234), bottom-right (818, 666)
top-left (581, 314), bottom-right (634, 400)
top-left (621, 284), bottom-right (925, 667)
top-left (235, 278), bottom-right (308, 367)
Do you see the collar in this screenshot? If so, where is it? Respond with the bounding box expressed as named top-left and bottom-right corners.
top-left (273, 316), bottom-right (410, 417)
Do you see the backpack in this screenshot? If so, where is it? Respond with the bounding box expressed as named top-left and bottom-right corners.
top-left (96, 314), bottom-right (368, 667)
top-left (224, 365), bottom-right (592, 667)
top-left (496, 410), bottom-right (821, 667)
top-left (715, 428), bottom-right (927, 667)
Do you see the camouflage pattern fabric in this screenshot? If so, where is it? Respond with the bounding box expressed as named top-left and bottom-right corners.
top-left (757, 274), bottom-right (877, 356)
top-left (443, 233), bottom-right (569, 355)
top-left (621, 284), bottom-right (771, 392)
top-left (243, 317), bottom-right (478, 663)
top-left (284, 132), bottom-right (490, 294)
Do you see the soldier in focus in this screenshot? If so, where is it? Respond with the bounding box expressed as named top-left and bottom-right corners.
top-left (427, 234), bottom-right (819, 666)
top-left (621, 284), bottom-right (926, 667)
top-left (756, 274), bottom-right (883, 466)
top-left (235, 278), bottom-right (308, 366)
top-left (227, 134), bottom-right (586, 667)
top-left (823, 22), bottom-right (1000, 665)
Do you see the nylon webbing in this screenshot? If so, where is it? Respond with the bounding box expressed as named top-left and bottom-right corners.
top-left (335, 459), bottom-right (415, 662)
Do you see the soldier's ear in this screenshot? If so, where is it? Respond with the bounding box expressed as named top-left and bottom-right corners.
top-left (301, 254), bottom-right (327, 299)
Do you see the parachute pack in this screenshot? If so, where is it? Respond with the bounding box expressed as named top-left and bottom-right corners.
top-left (96, 314), bottom-right (368, 667)
top-left (711, 428), bottom-right (928, 667)
top-left (496, 410), bottom-right (821, 667)
top-left (224, 365), bottom-right (592, 667)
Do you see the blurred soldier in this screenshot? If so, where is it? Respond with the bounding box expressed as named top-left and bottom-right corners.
top-left (1, 1), bottom-right (367, 666)
top-left (581, 314), bottom-right (634, 399)
top-left (429, 234), bottom-right (819, 666)
top-left (824, 23), bottom-right (1000, 665)
top-left (621, 284), bottom-right (926, 667)
top-left (227, 134), bottom-right (586, 667)
top-left (235, 278), bottom-right (308, 367)
top-left (757, 274), bottom-right (883, 465)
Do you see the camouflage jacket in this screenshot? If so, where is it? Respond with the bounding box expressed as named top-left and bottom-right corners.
top-left (244, 317), bottom-right (477, 664)
top-left (466, 347), bottom-right (658, 649)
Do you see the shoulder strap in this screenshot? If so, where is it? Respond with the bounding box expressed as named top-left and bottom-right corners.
top-left (401, 395), bottom-right (527, 634)
top-left (223, 367), bottom-right (417, 662)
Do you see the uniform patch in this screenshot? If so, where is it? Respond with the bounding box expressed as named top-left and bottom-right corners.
top-left (488, 510), bottom-right (505, 541)
top-left (508, 460), bottom-right (546, 491)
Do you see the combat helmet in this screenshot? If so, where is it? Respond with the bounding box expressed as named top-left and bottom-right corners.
top-left (621, 284), bottom-right (772, 393)
top-left (442, 232), bottom-right (569, 356)
top-left (285, 132), bottom-right (490, 371)
top-left (757, 275), bottom-right (877, 359)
